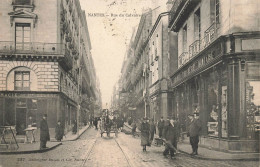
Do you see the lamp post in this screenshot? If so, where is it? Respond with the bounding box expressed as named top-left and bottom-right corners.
top-left (143, 63), bottom-right (148, 118)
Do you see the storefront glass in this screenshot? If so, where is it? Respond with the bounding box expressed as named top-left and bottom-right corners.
top-left (207, 72), bottom-right (219, 137)
top-left (246, 81), bottom-right (260, 139)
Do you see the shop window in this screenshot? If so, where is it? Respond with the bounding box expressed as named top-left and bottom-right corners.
top-left (14, 71), bottom-right (30, 90)
top-left (221, 86), bottom-right (228, 137)
top-left (207, 83), bottom-right (219, 136)
top-left (246, 81), bottom-right (260, 139)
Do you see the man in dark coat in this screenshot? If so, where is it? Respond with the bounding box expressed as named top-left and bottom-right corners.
top-left (149, 119), bottom-right (156, 143)
top-left (188, 112), bottom-right (202, 155)
top-left (163, 117), bottom-right (178, 159)
top-left (72, 119), bottom-right (77, 134)
top-left (157, 117), bottom-right (164, 138)
top-left (40, 114), bottom-right (50, 149)
top-left (140, 117), bottom-right (150, 152)
top-left (55, 120), bottom-right (64, 141)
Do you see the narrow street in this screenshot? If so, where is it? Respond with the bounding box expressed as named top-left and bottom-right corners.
top-left (0, 128), bottom-right (258, 167)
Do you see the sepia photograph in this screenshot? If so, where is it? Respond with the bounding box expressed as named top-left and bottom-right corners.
top-left (0, 0), bottom-right (259, 166)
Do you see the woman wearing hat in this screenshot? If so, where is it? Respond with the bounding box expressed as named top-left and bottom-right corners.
top-left (55, 120), bottom-right (64, 141)
top-left (140, 117), bottom-right (150, 152)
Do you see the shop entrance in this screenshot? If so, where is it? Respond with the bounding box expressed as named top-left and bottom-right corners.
top-left (16, 108), bottom-right (27, 135)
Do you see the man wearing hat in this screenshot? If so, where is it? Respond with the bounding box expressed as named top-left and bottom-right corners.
top-left (163, 117), bottom-right (178, 159)
top-left (140, 117), bottom-right (150, 152)
top-left (188, 112), bottom-right (202, 155)
top-left (40, 114), bottom-right (50, 149)
top-left (157, 117), bottom-right (164, 138)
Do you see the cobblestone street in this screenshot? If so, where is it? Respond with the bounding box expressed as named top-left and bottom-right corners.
top-left (0, 128), bottom-right (259, 167)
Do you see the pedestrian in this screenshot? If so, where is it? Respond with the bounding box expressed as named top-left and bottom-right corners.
top-left (72, 119), bottom-right (77, 134)
top-left (188, 112), bottom-right (202, 155)
top-left (40, 114), bottom-right (50, 149)
top-left (119, 117), bottom-right (124, 131)
top-left (140, 117), bottom-right (150, 152)
top-left (163, 117), bottom-right (178, 159)
top-left (89, 116), bottom-right (93, 127)
top-left (93, 117), bottom-right (98, 130)
top-left (97, 117), bottom-right (101, 130)
top-left (131, 120), bottom-right (137, 137)
top-left (55, 120), bottom-right (64, 141)
top-left (157, 117), bottom-right (164, 138)
top-left (149, 119), bottom-right (156, 143)
top-left (128, 117), bottom-right (133, 126)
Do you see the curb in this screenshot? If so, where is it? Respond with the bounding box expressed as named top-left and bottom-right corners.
top-left (51, 125), bottom-right (90, 142)
top-left (0, 126), bottom-right (90, 155)
top-left (124, 124), bottom-right (259, 161)
top-left (177, 149), bottom-right (260, 161)
top-left (0, 143), bottom-right (62, 155)
top-left (63, 125), bottom-right (90, 142)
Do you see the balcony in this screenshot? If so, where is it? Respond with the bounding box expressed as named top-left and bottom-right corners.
top-left (201, 23), bottom-right (219, 50)
top-left (178, 52), bottom-right (189, 68)
top-left (60, 47), bottom-right (73, 71)
top-left (169, 0), bottom-right (201, 32)
top-left (0, 41), bottom-right (73, 71)
top-left (179, 22), bottom-right (219, 67)
top-left (0, 41), bottom-right (65, 55)
top-left (189, 40), bottom-right (200, 58)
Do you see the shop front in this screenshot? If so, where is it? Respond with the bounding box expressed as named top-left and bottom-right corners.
top-left (170, 33), bottom-right (260, 152)
top-left (0, 91), bottom-right (78, 141)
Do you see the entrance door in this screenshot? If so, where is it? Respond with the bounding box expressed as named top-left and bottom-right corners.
top-left (16, 108), bottom-right (27, 135)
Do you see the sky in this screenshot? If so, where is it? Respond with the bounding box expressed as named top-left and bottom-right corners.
top-left (79, 0), bottom-right (155, 108)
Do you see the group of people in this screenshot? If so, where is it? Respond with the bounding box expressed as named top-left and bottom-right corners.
top-left (39, 114), bottom-right (65, 149)
top-left (88, 115), bottom-right (125, 132)
top-left (137, 112), bottom-right (201, 159)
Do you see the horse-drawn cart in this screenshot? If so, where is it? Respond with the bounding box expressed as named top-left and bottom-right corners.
top-left (100, 116), bottom-right (118, 137)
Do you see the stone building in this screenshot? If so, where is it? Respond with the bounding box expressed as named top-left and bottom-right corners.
top-left (147, 3), bottom-right (178, 121)
top-left (168, 0), bottom-right (260, 152)
top-left (117, 10), bottom-right (153, 120)
top-left (0, 0), bottom-right (100, 139)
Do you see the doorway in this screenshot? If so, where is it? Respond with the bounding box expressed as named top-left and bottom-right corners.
top-left (16, 108), bottom-right (27, 135)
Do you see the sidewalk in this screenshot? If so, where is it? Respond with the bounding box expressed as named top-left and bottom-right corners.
top-left (0, 125), bottom-right (90, 155)
top-left (123, 123), bottom-right (260, 161)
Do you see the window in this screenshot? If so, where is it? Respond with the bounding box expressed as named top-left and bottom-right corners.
top-left (13, 0), bottom-right (32, 5)
top-left (215, 0), bottom-right (220, 23)
top-left (14, 71), bottom-right (30, 90)
top-left (15, 23), bottom-right (31, 50)
top-left (194, 8), bottom-right (201, 40)
top-left (183, 25), bottom-right (187, 52)
top-left (210, 0), bottom-right (220, 24)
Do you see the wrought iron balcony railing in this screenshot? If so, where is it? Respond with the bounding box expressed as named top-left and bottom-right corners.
top-left (178, 52), bottom-right (189, 68)
top-left (178, 22), bottom-right (219, 68)
top-left (189, 40), bottom-right (200, 58)
top-left (0, 41), bottom-right (65, 55)
top-left (201, 22), bottom-right (219, 50)
top-left (168, 0), bottom-right (185, 27)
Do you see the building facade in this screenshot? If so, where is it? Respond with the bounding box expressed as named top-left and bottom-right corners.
top-left (0, 0), bottom-right (101, 139)
top-left (168, 0), bottom-right (260, 152)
